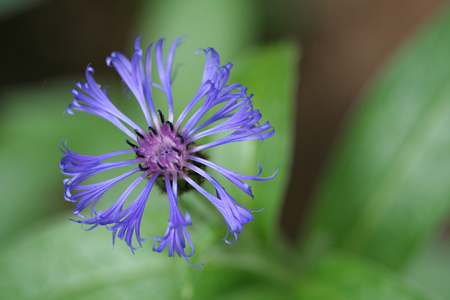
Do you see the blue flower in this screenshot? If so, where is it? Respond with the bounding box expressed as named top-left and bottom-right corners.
top-left (60, 36), bottom-right (276, 266)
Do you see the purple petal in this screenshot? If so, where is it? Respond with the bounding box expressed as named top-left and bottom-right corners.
top-left (152, 172), bottom-right (202, 266)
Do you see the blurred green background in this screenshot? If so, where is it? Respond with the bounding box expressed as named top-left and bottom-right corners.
top-left (0, 0), bottom-right (449, 299)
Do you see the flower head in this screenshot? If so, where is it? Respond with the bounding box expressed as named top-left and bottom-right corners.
top-left (60, 36), bottom-right (276, 266)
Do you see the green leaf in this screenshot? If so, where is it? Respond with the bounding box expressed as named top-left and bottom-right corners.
top-left (211, 41), bottom-right (299, 245)
top-left (0, 80), bottom-right (82, 240)
top-left (303, 6), bottom-right (450, 269)
top-left (0, 197), bottom-right (294, 299)
top-left (295, 253), bottom-right (441, 300)
top-left (188, 227), bottom-right (301, 300)
top-left (0, 214), bottom-right (189, 300)
top-left (403, 239), bottom-right (450, 299)
top-left (135, 0), bottom-right (259, 60)
top-left (195, 283), bottom-right (294, 300)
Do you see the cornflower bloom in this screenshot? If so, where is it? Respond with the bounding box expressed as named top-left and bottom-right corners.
top-left (60, 36), bottom-right (276, 266)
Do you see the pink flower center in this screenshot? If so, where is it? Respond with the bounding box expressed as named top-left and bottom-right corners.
top-left (137, 123), bottom-right (186, 172)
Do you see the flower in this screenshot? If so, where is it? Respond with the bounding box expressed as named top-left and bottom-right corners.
top-left (60, 36), bottom-right (276, 266)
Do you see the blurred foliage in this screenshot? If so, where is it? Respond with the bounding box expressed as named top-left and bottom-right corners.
top-left (295, 253), bottom-right (440, 300)
top-left (302, 3), bottom-right (450, 271)
top-left (404, 239), bottom-right (450, 298)
top-left (0, 80), bottom-right (74, 240)
top-left (136, 0), bottom-right (260, 58)
top-left (0, 0), bottom-right (449, 299)
top-left (0, 0), bottom-right (49, 21)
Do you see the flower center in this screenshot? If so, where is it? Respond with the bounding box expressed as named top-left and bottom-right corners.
top-left (125, 110), bottom-right (207, 194)
top-left (126, 110), bottom-right (186, 174)
top-left (138, 124), bottom-right (186, 172)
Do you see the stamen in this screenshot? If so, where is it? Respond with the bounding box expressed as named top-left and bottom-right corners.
top-left (157, 161), bottom-right (166, 170)
top-left (134, 129), bottom-right (145, 139)
top-left (157, 110), bottom-right (165, 123)
top-left (148, 126), bottom-right (157, 136)
top-left (135, 151), bottom-right (145, 158)
top-left (174, 162), bottom-right (181, 170)
top-left (170, 147), bottom-right (182, 156)
top-left (176, 133), bottom-right (185, 144)
top-left (126, 140), bottom-right (138, 148)
top-left (165, 121), bottom-right (174, 132)
top-left (139, 163), bottom-right (150, 171)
